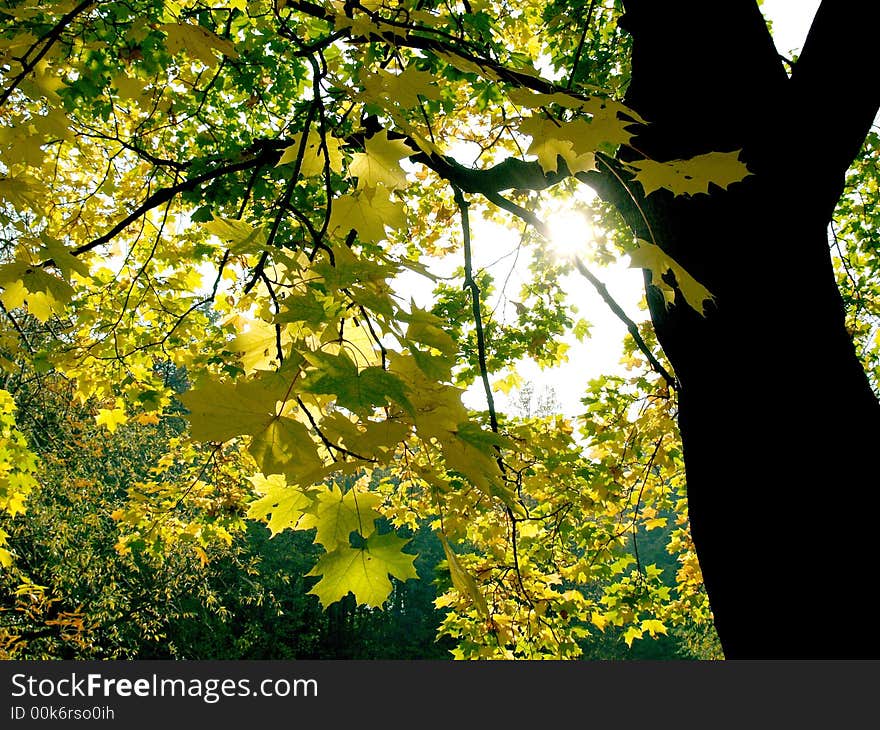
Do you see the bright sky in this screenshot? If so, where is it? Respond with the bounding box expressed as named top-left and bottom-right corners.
top-left (394, 2), bottom-right (822, 418)
top-left (762, 0), bottom-right (821, 57)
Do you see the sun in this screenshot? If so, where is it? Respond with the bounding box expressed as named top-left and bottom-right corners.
top-left (545, 209), bottom-right (596, 261)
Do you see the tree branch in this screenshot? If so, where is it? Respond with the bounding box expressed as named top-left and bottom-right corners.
top-left (0, 0), bottom-right (95, 109)
top-left (45, 144), bottom-right (286, 264)
top-left (789, 1), bottom-right (880, 210)
top-left (482, 189), bottom-right (677, 390)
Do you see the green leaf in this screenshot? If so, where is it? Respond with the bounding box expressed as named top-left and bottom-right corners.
top-left (299, 483), bottom-right (382, 549)
top-left (303, 352), bottom-right (413, 417)
top-left (247, 474), bottom-right (313, 535)
top-left (276, 291), bottom-right (330, 328)
top-left (178, 373), bottom-right (292, 443)
top-left (439, 534), bottom-right (488, 616)
top-left (248, 416), bottom-right (324, 479)
top-left (307, 531), bottom-right (418, 608)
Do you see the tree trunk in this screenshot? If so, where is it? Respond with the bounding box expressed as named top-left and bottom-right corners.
top-left (616, 0), bottom-right (880, 657)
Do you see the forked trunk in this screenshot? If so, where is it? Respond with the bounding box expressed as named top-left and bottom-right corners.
top-left (616, 0), bottom-right (880, 657)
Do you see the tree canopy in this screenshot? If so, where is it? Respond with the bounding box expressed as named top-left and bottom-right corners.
top-left (0, 0), bottom-right (877, 659)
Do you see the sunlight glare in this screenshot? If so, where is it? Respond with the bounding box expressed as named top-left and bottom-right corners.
top-left (546, 209), bottom-right (597, 261)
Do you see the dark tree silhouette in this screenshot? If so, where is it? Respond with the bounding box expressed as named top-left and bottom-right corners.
top-left (612, 0), bottom-right (880, 658)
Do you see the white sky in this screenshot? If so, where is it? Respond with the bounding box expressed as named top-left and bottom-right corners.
top-left (762, 0), bottom-right (820, 57)
top-left (394, 2), bottom-right (822, 418)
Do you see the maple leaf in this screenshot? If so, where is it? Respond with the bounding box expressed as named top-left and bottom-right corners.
top-left (439, 534), bottom-right (488, 616)
top-left (434, 49), bottom-right (501, 81)
top-left (509, 89), bottom-right (647, 124)
top-left (628, 240), bottom-right (715, 315)
top-left (307, 531), bottom-right (418, 608)
top-left (230, 319), bottom-right (290, 373)
top-left (641, 619), bottom-right (668, 637)
top-left (247, 474), bottom-right (314, 535)
top-left (361, 67), bottom-right (442, 109)
top-left (179, 372), bottom-right (293, 442)
top-left (321, 414), bottom-right (410, 460)
top-left (203, 217), bottom-right (268, 254)
top-left (628, 150), bottom-right (752, 196)
top-left (39, 235), bottom-right (90, 279)
top-left (299, 484), bottom-right (383, 549)
top-left (518, 116), bottom-right (596, 174)
top-left (0, 174), bottom-right (40, 210)
top-left (95, 405), bottom-right (127, 433)
top-left (160, 22), bottom-right (239, 67)
top-left (111, 73), bottom-right (149, 101)
top-left (248, 416), bottom-right (324, 479)
top-left (328, 185), bottom-right (406, 244)
top-left (348, 130), bottom-right (413, 190)
top-left (276, 291), bottom-right (329, 328)
top-left (277, 130), bottom-right (345, 177)
top-left (404, 305), bottom-right (458, 356)
top-left (0, 124), bottom-right (46, 168)
top-left (623, 625), bottom-right (644, 647)
top-left (23, 291), bottom-right (63, 322)
top-left (19, 59), bottom-right (65, 102)
top-left (0, 263), bottom-right (74, 304)
top-left (302, 350), bottom-right (413, 416)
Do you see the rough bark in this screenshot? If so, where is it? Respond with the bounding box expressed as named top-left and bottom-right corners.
top-left (616, 0), bottom-right (880, 657)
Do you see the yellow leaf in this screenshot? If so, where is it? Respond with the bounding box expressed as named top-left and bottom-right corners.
top-left (112, 73), bottom-right (149, 101)
top-left (160, 22), bottom-right (239, 67)
top-left (361, 67), bottom-right (442, 110)
top-left (0, 280), bottom-right (27, 310)
top-left (348, 130), bottom-right (412, 190)
top-left (299, 484), bottom-right (383, 549)
top-left (179, 371), bottom-right (293, 442)
top-left (328, 185), bottom-right (406, 244)
top-left (439, 534), bottom-right (489, 616)
top-left (25, 291), bottom-right (62, 322)
top-left (629, 240), bottom-right (715, 315)
top-left (623, 625), bottom-right (643, 647)
top-left (306, 531), bottom-right (417, 608)
top-left (435, 50), bottom-right (501, 81)
top-left (629, 150), bottom-right (751, 197)
top-left (95, 405), bottom-right (127, 433)
top-left (641, 619), bottom-right (668, 637)
top-left (247, 474), bottom-right (314, 535)
top-left (0, 173), bottom-right (40, 210)
top-left (230, 319), bottom-right (289, 373)
top-left (203, 217), bottom-right (267, 254)
top-left (277, 130), bottom-right (345, 177)
top-left (518, 116), bottom-right (597, 175)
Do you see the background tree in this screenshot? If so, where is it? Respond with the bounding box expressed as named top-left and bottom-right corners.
top-left (0, 0), bottom-right (876, 659)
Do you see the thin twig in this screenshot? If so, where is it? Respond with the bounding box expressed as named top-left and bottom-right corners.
top-left (0, 0), bottom-right (95, 109)
top-left (452, 185), bottom-right (502, 436)
top-left (483, 189), bottom-right (677, 390)
top-left (566, 0), bottom-right (597, 90)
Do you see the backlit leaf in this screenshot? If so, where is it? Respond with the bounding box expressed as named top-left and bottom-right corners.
top-left (307, 531), bottom-right (418, 608)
